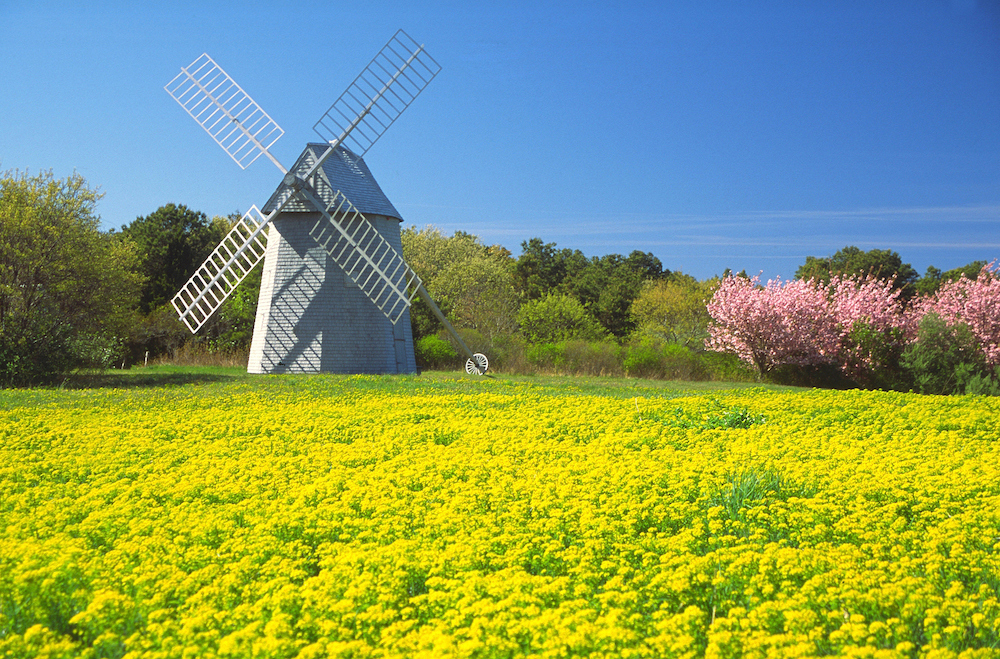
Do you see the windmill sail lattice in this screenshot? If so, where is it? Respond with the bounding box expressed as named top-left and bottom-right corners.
top-left (304, 184), bottom-right (421, 324)
top-left (164, 30), bottom-right (488, 374)
top-left (313, 30), bottom-right (441, 156)
top-left (165, 54), bottom-right (285, 171)
top-left (171, 206), bottom-right (269, 332)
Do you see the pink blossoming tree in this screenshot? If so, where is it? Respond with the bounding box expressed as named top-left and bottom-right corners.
top-left (912, 263), bottom-right (1000, 367)
top-left (707, 265), bottom-right (1000, 385)
top-left (707, 273), bottom-right (912, 380)
top-left (828, 274), bottom-right (911, 382)
top-left (705, 275), bottom-right (838, 375)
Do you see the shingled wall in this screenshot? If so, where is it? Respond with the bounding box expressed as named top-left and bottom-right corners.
top-left (247, 212), bottom-right (417, 375)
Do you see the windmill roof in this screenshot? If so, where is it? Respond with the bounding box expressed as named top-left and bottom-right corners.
top-left (261, 143), bottom-right (402, 221)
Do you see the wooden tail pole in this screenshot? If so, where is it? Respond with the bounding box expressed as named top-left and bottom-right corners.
top-left (415, 283), bottom-right (489, 374)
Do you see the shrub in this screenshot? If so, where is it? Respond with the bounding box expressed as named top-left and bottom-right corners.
top-left (524, 342), bottom-right (563, 370)
top-left (699, 351), bottom-right (757, 382)
top-left (559, 340), bottom-right (623, 376)
top-left (415, 334), bottom-right (460, 371)
top-left (900, 313), bottom-right (997, 395)
top-left (480, 332), bottom-right (526, 374)
top-left (841, 321), bottom-right (908, 390)
top-left (623, 339), bottom-right (707, 380)
top-left (622, 339), bottom-right (662, 378)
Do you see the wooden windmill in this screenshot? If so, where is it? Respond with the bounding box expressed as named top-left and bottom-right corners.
top-left (164, 30), bottom-right (488, 375)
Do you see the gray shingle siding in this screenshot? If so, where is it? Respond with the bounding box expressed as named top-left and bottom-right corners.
top-left (247, 212), bottom-right (417, 375)
top-left (249, 143), bottom-right (417, 375)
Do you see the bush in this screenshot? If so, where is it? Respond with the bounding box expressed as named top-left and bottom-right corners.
top-left (623, 339), bottom-right (707, 380)
top-left (901, 313), bottom-right (998, 395)
top-left (699, 351), bottom-right (757, 383)
top-left (414, 334), bottom-right (459, 371)
top-left (524, 342), bottom-right (564, 370)
top-left (1, 170), bottom-right (143, 386)
top-left (482, 332), bottom-right (526, 373)
top-left (558, 340), bottom-right (623, 377)
top-left (841, 321), bottom-right (908, 390)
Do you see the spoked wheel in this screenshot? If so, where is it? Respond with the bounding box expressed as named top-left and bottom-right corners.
top-left (465, 353), bottom-right (489, 376)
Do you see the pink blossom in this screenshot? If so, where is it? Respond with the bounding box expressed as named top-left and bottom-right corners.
top-left (706, 275), bottom-right (838, 374)
top-left (915, 262), bottom-right (1000, 366)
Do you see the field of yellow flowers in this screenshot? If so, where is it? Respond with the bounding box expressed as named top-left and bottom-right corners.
top-left (1, 371), bottom-right (999, 658)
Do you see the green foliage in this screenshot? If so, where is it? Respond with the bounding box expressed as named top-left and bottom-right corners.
top-left (705, 466), bottom-right (807, 538)
top-left (623, 339), bottom-right (705, 380)
top-left (117, 210), bottom-right (259, 361)
top-left (516, 337), bottom-right (753, 381)
top-left (0, 169), bottom-right (143, 385)
top-left (119, 204), bottom-right (231, 313)
top-left (517, 293), bottom-right (606, 344)
top-left (514, 239), bottom-right (665, 339)
top-left (677, 406), bottom-right (765, 430)
top-left (842, 321), bottom-right (908, 390)
top-left (901, 313), bottom-right (998, 395)
top-left (524, 342), bottom-right (564, 369)
top-left (795, 245), bottom-right (918, 295)
top-left (402, 227), bottom-right (518, 342)
top-left (414, 334), bottom-right (459, 370)
top-left (644, 401), bottom-right (765, 429)
top-left (631, 274), bottom-right (714, 348)
top-left (205, 265), bottom-right (261, 353)
top-left (513, 238), bottom-right (572, 301)
top-left (915, 261), bottom-right (987, 296)
top-left (555, 340), bottom-right (623, 376)
top-left (699, 351), bottom-right (758, 383)
top-left (521, 340), bottom-right (623, 376)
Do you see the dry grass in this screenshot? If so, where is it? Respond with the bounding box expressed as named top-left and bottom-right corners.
top-left (150, 344), bottom-right (249, 369)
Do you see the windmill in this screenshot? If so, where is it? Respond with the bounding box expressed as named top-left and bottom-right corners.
top-left (164, 30), bottom-right (488, 375)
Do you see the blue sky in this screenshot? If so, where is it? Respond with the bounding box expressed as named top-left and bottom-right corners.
top-left (2, 0), bottom-right (998, 280)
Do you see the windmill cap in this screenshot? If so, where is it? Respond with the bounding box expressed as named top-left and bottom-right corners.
top-left (262, 143), bottom-right (402, 221)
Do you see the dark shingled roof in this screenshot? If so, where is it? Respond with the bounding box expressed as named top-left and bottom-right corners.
top-left (262, 143), bottom-right (402, 221)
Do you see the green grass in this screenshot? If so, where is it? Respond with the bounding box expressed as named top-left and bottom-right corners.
top-left (15, 365), bottom-right (801, 401)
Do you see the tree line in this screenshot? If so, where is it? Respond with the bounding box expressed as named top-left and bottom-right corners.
top-left (2, 169), bottom-right (994, 391)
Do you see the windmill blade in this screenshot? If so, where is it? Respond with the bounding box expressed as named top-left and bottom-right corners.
top-left (313, 29), bottom-right (441, 156)
top-left (165, 53), bottom-right (286, 172)
top-left (298, 179), bottom-right (421, 324)
top-left (171, 207), bottom-right (270, 333)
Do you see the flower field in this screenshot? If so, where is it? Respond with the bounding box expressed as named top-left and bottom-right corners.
top-left (1, 373), bottom-right (999, 658)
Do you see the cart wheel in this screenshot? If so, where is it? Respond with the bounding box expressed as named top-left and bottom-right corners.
top-left (465, 353), bottom-right (489, 375)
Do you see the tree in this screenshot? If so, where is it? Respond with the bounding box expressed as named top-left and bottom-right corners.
top-left (402, 226), bottom-right (519, 341)
top-left (119, 204), bottom-right (230, 313)
top-left (517, 293), bottom-right (606, 344)
top-left (513, 238), bottom-right (595, 302)
top-left (911, 263), bottom-right (1000, 367)
top-left (624, 250), bottom-right (667, 281)
top-left (631, 274), bottom-right (714, 348)
top-left (914, 265), bottom-right (943, 297)
top-left (0, 170), bottom-right (143, 385)
top-left (915, 261), bottom-right (987, 296)
top-left (827, 274), bottom-right (910, 385)
top-left (795, 246), bottom-right (918, 295)
top-left (705, 275), bottom-right (839, 376)
top-left (563, 254), bottom-right (649, 340)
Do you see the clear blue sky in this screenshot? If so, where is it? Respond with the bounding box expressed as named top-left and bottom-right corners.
top-left (2, 0), bottom-right (998, 280)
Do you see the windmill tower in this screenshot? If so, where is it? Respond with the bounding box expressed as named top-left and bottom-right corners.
top-left (164, 30), bottom-right (488, 375)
